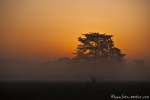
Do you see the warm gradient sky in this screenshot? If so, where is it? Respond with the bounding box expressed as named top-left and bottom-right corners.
top-left (0, 0), bottom-right (150, 62)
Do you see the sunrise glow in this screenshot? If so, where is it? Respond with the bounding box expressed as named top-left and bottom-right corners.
top-left (0, 0), bottom-right (150, 62)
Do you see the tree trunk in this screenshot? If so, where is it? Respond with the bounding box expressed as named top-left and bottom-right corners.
top-left (91, 78), bottom-right (96, 85)
top-left (99, 77), bottom-right (104, 81)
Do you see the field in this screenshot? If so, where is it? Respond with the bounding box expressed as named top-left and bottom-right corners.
top-left (0, 80), bottom-right (149, 100)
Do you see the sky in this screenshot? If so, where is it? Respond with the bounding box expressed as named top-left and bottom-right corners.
top-left (0, 0), bottom-right (150, 63)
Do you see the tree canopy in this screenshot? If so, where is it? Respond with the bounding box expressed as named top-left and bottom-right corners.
top-left (73, 32), bottom-right (126, 64)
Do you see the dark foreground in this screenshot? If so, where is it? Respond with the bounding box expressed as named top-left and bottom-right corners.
top-left (0, 80), bottom-right (150, 100)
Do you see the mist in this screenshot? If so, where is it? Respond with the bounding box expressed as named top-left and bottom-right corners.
top-left (0, 57), bottom-right (150, 82)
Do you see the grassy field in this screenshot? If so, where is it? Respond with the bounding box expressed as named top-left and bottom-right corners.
top-left (0, 80), bottom-right (149, 100)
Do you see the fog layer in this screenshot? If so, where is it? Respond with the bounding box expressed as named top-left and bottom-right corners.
top-left (0, 58), bottom-right (150, 81)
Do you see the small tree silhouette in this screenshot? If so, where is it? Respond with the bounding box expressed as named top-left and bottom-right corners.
top-left (72, 32), bottom-right (126, 84)
top-left (134, 59), bottom-right (150, 80)
top-left (134, 60), bottom-right (146, 67)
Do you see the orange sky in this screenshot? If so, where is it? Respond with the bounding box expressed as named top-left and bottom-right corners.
top-left (0, 0), bottom-right (150, 62)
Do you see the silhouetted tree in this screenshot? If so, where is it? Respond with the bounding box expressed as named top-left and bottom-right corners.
top-left (72, 32), bottom-right (126, 84)
top-left (54, 57), bottom-right (71, 66)
top-left (134, 60), bottom-right (146, 67)
top-left (134, 59), bottom-right (149, 80)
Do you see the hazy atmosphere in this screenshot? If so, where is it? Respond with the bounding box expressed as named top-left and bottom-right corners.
top-left (0, 0), bottom-right (150, 81)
